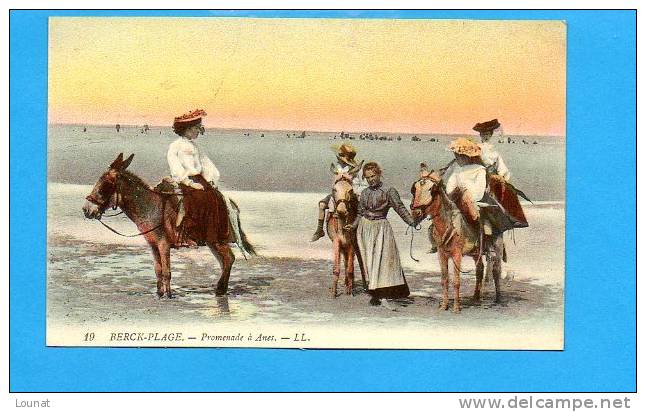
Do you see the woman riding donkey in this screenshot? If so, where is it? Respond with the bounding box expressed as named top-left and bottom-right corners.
top-left (426, 119), bottom-right (528, 254)
top-left (166, 109), bottom-right (252, 256)
top-left (473, 119), bottom-right (529, 241)
top-left (311, 144), bottom-right (368, 242)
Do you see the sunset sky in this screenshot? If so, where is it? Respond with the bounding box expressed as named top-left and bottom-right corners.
top-left (48, 18), bottom-right (566, 136)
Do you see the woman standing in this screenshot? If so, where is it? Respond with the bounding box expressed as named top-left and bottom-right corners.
top-left (347, 162), bottom-right (418, 306)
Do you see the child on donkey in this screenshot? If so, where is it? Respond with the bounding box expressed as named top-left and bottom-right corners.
top-left (310, 144), bottom-right (368, 242)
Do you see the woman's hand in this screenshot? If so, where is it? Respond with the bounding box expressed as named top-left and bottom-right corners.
top-left (190, 182), bottom-right (204, 190)
top-left (343, 224), bottom-right (354, 231)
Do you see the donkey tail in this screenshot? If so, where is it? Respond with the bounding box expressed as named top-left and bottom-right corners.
top-left (239, 225), bottom-right (257, 256)
top-left (229, 199), bottom-right (257, 256)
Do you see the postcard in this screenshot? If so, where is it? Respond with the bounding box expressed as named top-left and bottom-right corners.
top-left (47, 17), bottom-right (565, 349)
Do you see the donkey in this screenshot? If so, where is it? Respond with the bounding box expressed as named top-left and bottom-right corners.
top-left (82, 153), bottom-right (255, 298)
top-left (326, 164), bottom-right (367, 297)
top-left (410, 174), bottom-right (503, 313)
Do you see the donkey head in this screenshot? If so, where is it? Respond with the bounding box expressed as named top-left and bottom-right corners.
top-left (82, 153), bottom-right (134, 219)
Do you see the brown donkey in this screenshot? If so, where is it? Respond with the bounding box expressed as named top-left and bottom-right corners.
top-left (410, 175), bottom-right (503, 313)
top-left (326, 167), bottom-right (367, 297)
top-left (82, 153), bottom-right (255, 298)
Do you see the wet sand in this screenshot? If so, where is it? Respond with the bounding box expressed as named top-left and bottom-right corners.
top-left (48, 234), bottom-right (562, 331)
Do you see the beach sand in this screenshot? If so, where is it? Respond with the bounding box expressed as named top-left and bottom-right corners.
top-left (47, 185), bottom-right (564, 349)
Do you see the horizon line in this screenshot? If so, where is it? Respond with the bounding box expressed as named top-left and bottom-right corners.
top-left (48, 122), bottom-right (565, 138)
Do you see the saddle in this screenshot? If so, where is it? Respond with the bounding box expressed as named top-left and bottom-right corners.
top-left (483, 174), bottom-right (529, 233)
top-left (154, 176), bottom-right (231, 248)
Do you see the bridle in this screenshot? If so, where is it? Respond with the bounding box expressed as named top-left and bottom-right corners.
top-left (85, 175), bottom-right (120, 215)
top-left (331, 174), bottom-right (355, 230)
top-left (410, 178), bottom-right (438, 217)
top-left (85, 171), bottom-right (166, 237)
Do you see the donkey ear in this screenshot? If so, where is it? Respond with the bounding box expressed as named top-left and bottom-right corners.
top-left (110, 153), bottom-right (124, 169)
top-left (121, 153), bottom-right (135, 170)
top-left (329, 163), bottom-right (336, 175)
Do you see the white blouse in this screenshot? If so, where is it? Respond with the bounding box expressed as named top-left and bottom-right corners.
top-left (480, 142), bottom-right (511, 181)
top-left (333, 161), bottom-right (368, 193)
top-left (166, 137), bottom-right (220, 187)
top-left (444, 163), bottom-right (487, 203)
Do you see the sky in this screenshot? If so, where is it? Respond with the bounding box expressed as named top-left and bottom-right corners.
top-left (48, 18), bottom-right (566, 136)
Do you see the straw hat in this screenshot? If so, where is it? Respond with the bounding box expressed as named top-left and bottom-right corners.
top-left (174, 109), bottom-right (207, 124)
top-left (332, 144), bottom-right (359, 167)
top-left (448, 137), bottom-right (482, 157)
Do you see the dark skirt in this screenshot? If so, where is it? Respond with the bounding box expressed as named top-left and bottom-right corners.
top-left (179, 174), bottom-right (230, 244)
top-left (369, 282), bottom-right (410, 299)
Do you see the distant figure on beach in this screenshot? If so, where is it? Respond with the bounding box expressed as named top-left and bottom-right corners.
top-left (116, 124), bottom-right (121, 133)
top-left (346, 162), bottom-right (418, 306)
top-left (83, 127), bottom-right (87, 133)
top-left (311, 144), bottom-right (367, 242)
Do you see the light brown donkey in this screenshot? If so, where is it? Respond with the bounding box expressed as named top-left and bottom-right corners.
top-left (326, 166), bottom-right (367, 297)
top-left (410, 174), bottom-right (503, 313)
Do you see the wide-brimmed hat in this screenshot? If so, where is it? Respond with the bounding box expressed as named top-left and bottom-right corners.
top-left (473, 118), bottom-right (500, 134)
top-left (174, 109), bottom-right (207, 124)
top-left (448, 137), bottom-right (482, 157)
top-left (333, 144), bottom-right (359, 167)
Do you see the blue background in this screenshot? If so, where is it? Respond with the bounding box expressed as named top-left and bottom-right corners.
top-left (10, 10), bottom-right (636, 392)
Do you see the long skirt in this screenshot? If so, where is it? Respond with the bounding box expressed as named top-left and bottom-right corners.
top-left (179, 174), bottom-right (230, 244)
top-left (356, 217), bottom-right (410, 299)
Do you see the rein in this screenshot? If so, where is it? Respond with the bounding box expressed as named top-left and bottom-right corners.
top-left (87, 175), bottom-right (173, 238)
top-left (96, 218), bottom-right (163, 238)
top-left (405, 223), bottom-right (422, 262)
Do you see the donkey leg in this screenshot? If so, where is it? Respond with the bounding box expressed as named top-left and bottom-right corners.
top-left (210, 242), bottom-right (235, 296)
top-left (452, 252), bottom-right (462, 313)
top-left (473, 256), bottom-right (484, 303)
top-left (159, 241), bottom-right (173, 299)
top-left (149, 245), bottom-right (164, 297)
top-left (438, 252), bottom-right (449, 310)
top-left (492, 237), bottom-right (503, 303)
top-left (345, 245), bottom-right (355, 295)
top-left (331, 240), bottom-right (341, 298)
top-left (484, 254), bottom-right (493, 286)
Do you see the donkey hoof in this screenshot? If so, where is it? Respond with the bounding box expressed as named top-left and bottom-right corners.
top-left (439, 302), bottom-right (449, 311)
top-left (452, 306), bottom-right (461, 314)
